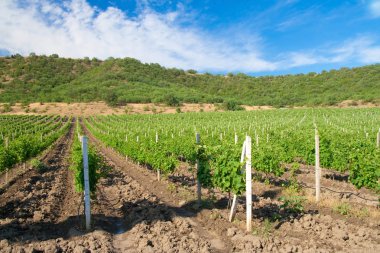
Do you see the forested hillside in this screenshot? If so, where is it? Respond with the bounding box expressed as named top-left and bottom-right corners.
top-left (0, 54), bottom-right (379, 107)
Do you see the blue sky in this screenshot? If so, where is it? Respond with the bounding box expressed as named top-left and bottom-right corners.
top-left (0, 0), bottom-right (379, 75)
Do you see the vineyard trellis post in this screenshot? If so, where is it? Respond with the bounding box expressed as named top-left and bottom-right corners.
top-left (377, 129), bottom-right (380, 148)
top-left (228, 136), bottom-right (252, 232)
top-left (5, 137), bottom-right (9, 184)
top-left (315, 129), bottom-right (321, 202)
top-left (81, 136), bottom-right (91, 230)
top-left (245, 136), bottom-right (252, 232)
top-left (196, 133), bottom-right (201, 207)
top-left (156, 132), bottom-right (161, 181)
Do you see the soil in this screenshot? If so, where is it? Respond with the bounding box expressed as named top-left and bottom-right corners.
top-left (336, 100), bottom-right (379, 108)
top-left (0, 102), bottom-right (273, 116)
top-left (2, 100), bottom-right (379, 116)
top-left (0, 120), bottom-right (379, 253)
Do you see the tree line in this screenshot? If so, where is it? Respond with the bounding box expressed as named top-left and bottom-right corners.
top-left (0, 54), bottom-right (379, 107)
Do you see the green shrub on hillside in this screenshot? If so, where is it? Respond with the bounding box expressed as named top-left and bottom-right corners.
top-left (0, 55), bottom-right (379, 107)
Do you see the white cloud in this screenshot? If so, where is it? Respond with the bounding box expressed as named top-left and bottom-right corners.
top-left (276, 37), bottom-right (380, 69)
top-left (0, 0), bottom-right (379, 73)
top-left (360, 46), bottom-right (380, 62)
top-left (330, 37), bottom-right (380, 63)
top-left (285, 52), bottom-right (321, 67)
top-left (0, 0), bottom-right (276, 72)
top-left (369, 0), bottom-right (380, 17)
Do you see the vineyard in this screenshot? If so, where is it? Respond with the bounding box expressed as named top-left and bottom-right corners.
top-left (0, 108), bottom-right (379, 252)
top-left (0, 115), bottom-right (70, 173)
top-left (85, 108), bottom-right (380, 193)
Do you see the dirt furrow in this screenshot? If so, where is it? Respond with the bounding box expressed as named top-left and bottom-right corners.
top-left (0, 123), bottom-right (74, 241)
top-left (82, 122), bottom-right (235, 252)
top-left (92, 161), bottom-right (215, 252)
top-left (0, 121), bottom-right (117, 253)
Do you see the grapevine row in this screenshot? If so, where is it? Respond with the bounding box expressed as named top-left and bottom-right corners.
top-left (85, 108), bottom-right (380, 192)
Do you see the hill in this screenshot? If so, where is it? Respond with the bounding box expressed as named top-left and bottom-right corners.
top-left (0, 54), bottom-right (379, 107)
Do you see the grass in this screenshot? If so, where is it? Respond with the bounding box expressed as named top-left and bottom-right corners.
top-left (30, 159), bottom-right (47, 173)
top-left (278, 195), bottom-right (305, 214)
top-left (1, 103), bottom-right (12, 113)
top-left (166, 182), bottom-right (176, 193)
top-left (333, 202), bottom-right (351, 216)
top-left (252, 218), bottom-right (275, 237)
top-left (353, 207), bottom-right (370, 218)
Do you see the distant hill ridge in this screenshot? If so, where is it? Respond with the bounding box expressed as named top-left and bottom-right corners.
top-left (0, 54), bottom-right (379, 107)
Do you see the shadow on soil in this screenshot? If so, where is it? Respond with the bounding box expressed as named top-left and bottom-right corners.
top-left (323, 173), bottom-right (349, 182)
top-left (0, 191), bottom-right (315, 243)
top-left (167, 174), bottom-right (196, 187)
top-left (0, 198), bottom-right (206, 243)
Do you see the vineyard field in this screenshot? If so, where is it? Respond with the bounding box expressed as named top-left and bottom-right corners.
top-left (0, 115), bottom-right (71, 173)
top-left (85, 108), bottom-right (380, 192)
top-left (0, 108), bottom-right (379, 253)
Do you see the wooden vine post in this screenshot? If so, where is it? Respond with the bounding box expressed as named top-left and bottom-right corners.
top-left (5, 137), bottom-right (9, 184)
top-left (228, 136), bottom-right (252, 232)
top-left (196, 133), bottom-right (201, 207)
top-left (156, 132), bottom-right (161, 181)
top-left (315, 129), bottom-right (321, 202)
top-left (377, 129), bottom-right (380, 148)
top-left (81, 136), bottom-right (91, 230)
top-left (245, 136), bottom-right (252, 232)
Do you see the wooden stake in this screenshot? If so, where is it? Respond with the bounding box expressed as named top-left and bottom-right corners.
top-left (245, 136), bottom-right (252, 232)
top-left (377, 130), bottom-right (380, 148)
top-left (315, 129), bottom-right (320, 202)
top-left (196, 133), bottom-right (201, 207)
top-left (156, 132), bottom-right (161, 181)
top-left (228, 195), bottom-right (238, 222)
top-left (81, 136), bottom-right (91, 230)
